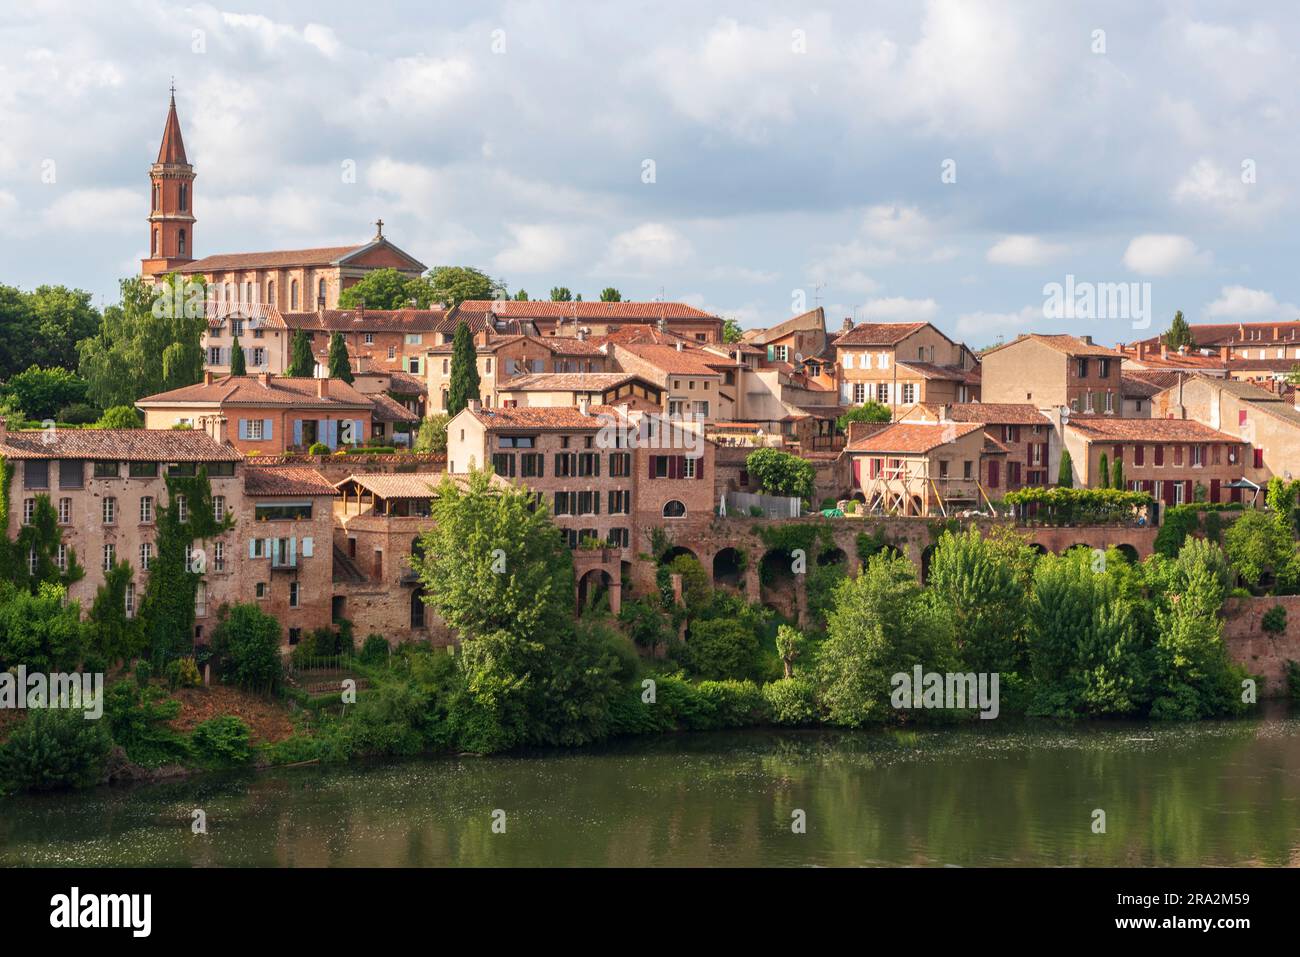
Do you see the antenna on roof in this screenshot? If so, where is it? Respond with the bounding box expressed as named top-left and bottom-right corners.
top-left (812, 283), bottom-right (824, 309)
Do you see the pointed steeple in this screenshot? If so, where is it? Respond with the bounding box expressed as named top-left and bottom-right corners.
top-left (156, 82), bottom-right (188, 165)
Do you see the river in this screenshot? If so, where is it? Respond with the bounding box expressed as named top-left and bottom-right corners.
top-left (3, 711), bottom-right (1299, 866)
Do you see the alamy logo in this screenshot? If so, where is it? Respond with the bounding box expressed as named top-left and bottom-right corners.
top-left (0, 668), bottom-right (103, 719)
top-left (1042, 274), bottom-right (1153, 329)
top-left (594, 412), bottom-right (704, 458)
top-left (890, 665), bottom-right (1000, 719)
top-left (50, 887), bottom-right (151, 937)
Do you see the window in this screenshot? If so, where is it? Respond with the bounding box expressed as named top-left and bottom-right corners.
top-left (408, 357), bottom-right (422, 375)
top-left (176, 494), bottom-right (188, 522)
top-left (289, 581), bottom-right (300, 608)
top-left (683, 457), bottom-right (697, 479)
top-left (851, 383), bottom-right (867, 404)
top-left (179, 183), bottom-right (188, 211)
top-left (578, 452), bottom-right (601, 477)
top-left (405, 333), bottom-right (423, 345)
top-left (1098, 358), bottom-right (1110, 378)
top-left (608, 490), bottom-right (631, 514)
top-left (521, 453), bottom-right (544, 477)
top-left (411, 592), bottom-right (425, 628)
top-left (58, 498), bottom-right (71, 524)
top-left (364, 333), bottom-right (375, 344)
top-left (1154, 445), bottom-right (1164, 467)
top-left (318, 278), bottom-right (326, 302)
top-left (24, 460), bottom-right (49, 489)
top-left (1105, 391), bottom-right (1115, 414)
top-left (499, 435), bottom-right (534, 448)
top-left (254, 502), bottom-right (313, 521)
top-left (139, 542), bottom-right (153, 570)
top-left (103, 543), bottom-right (115, 571)
top-left (102, 497), bottom-right (116, 524)
top-left (246, 420), bottom-right (264, 440)
top-left (608, 528), bottom-right (630, 548)
top-left (1175, 481), bottom-right (1186, 505)
top-left (252, 347), bottom-right (266, 367)
top-left (56, 544), bottom-right (67, 572)
top-left (213, 495), bottom-right (225, 521)
top-left (491, 453), bottom-right (516, 477)
top-left (963, 460), bottom-right (973, 479)
top-left (901, 383), bottom-right (916, 404)
top-left (214, 541), bottom-right (225, 572)
top-left (288, 628), bottom-right (301, 646)
top-left (939, 460), bottom-right (949, 479)
top-left (1254, 448), bottom-right (1264, 468)
top-left (153, 183), bottom-right (160, 210)
top-left (27, 547), bottom-right (36, 576)
top-left (255, 582), bottom-right (266, 599)
top-left (58, 459), bottom-right (83, 489)
top-left (553, 491), bottom-right (573, 515)
top-left (291, 280), bottom-right (299, 309)
top-left (389, 346), bottom-right (397, 360)
top-left (876, 384), bottom-right (889, 403)
top-left (1134, 445), bottom-right (1145, 466)
top-left (610, 452), bottom-right (631, 477)
top-left (195, 582), bottom-right (207, 618)
top-left (1076, 358), bottom-right (1089, 378)
top-left (178, 229), bottom-right (186, 255)
top-left (1192, 445), bottom-right (1204, 467)
top-left (555, 452), bottom-right (577, 477)
top-left (125, 583), bottom-right (135, 619)
top-left (139, 496), bottom-right (153, 523)
top-left (662, 500), bottom-right (687, 518)
top-left (129, 462), bottom-right (158, 478)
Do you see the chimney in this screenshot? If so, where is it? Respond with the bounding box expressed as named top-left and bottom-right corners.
top-left (578, 396), bottom-right (590, 416)
top-left (354, 301), bottom-right (365, 321)
top-left (1220, 345), bottom-right (1230, 362)
top-left (468, 398), bottom-right (482, 412)
top-left (1274, 326), bottom-right (1280, 340)
top-left (1081, 335), bottom-right (1093, 345)
top-left (577, 328), bottom-right (586, 341)
top-left (203, 370), bottom-right (214, 385)
top-left (1136, 341), bottom-right (1145, 360)
top-left (257, 371), bottom-right (271, 386)
top-left (316, 377), bottom-right (329, 398)
top-left (474, 327), bottom-right (490, 346)
top-left (939, 403), bottom-right (952, 423)
top-left (675, 340), bottom-right (683, 352)
top-left (1160, 343), bottom-right (1169, 359)
top-left (842, 317), bottom-right (852, 332)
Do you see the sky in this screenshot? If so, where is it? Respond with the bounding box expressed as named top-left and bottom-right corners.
top-left (1, 0), bottom-right (1298, 347)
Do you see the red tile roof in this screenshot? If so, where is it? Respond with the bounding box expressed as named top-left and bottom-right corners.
top-left (466, 405), bottom-right (621, 431)
top-left (280, 308), bottom-right (448, 333)
top-left (137, 374), bottom-right (373, 410)
top-left (455, 300), bottom-right (718, 321)
top-left (1065, 417), bottom-right (1241, 442)
top-left (984, 333), bottom-right (1125, 359)
top-left (335, 471), bottom-right (510, 499)
top-left (911, 402), bottom-right (1050, 425)
top-left (499, 373), bottom-right (643, 392)
top-left (612, 341), bottom-right (725, 376)
top-left (846, 421), bottom-right (983, 454)
top-left (834, 322), bottom-right (927, 346)
top-left (1131, 321), bottom-right (1300, 349)
top-left (369, 392), bottom-right (420, 423)
top-left (243, 466), bottom-right (337, 496)
top-left (0, 426), bottom-right (239, 462)
top-left (179, 245), bottom-right (365, 273)
top-left (156, 94), bottom-right (188, 165)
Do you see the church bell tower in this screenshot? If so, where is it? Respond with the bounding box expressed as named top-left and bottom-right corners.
top-left (141, 83), bottom-right (196, 278)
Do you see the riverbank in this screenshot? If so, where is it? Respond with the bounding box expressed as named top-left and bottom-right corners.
top-left (4, 713), bottom-right (1298, 866)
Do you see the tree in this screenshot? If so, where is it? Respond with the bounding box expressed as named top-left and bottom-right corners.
top-left (0, 706), bottom-right (112, 794)
top-left (1112, 456), bottom-right (1124, 490)
top-left (228, 333), bottom-right (247, 375)
top-left (683, 617), bottom-right (763, 681)
top-left (327, 332), bottom-right (354, 383)
top-left (1223, 509), bottom-right (1298, 592)
top-left (549, 287), bottom-right (573, 302)
top-left (11, 496), bottom-right (84, 593)
top-left (2, 366), bottom-right (89, 422)
top-left (447, 321), bottom-right (481, 415)
top-left (745, 447), bottom-right (816, 500)
top-left (413, 413), bottom-right (450, 454)
top-left (599, 287), bottom-right (622, 302)
top-left (0, 284), bottom-right (99, 379)
top-left (338, 267), bottom-right (432, 310)
top-left (513, 289), bottom-right (530, 301)
top-left (775, 624), bottom-right (805, 678)
top-left (0, 580), bottom-right (85, 673)
top-left (1161, 310), bottom-right (1195, 351)
top-left (816, 552), bottom-right (957, 726)
top-left (1057, 449), bottom-right (1074, 487)
top-left (618, 598), bottom-right (673, 657)
top-left (837, 401), bottom-right (891, 430)
top-left (927, 528), bottom-right (1033, 674)
top-left (722, 317), bottom-right (744, 343)
top-left (286, 330), bottom-right (314, 377)
top-left (77, 275), bottom-right (206, 408)
top-left (95, 405), bottom-right (143, 429)
top-left (210, 603), bottom-right (282, 690)
top-left (87, 560), bottom-right (142, 665)
top-left (1099, 452), bottom-right (1110, 489)
top-left (426, 266), bottom-right (502, 308)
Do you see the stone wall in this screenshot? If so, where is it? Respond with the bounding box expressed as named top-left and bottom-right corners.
top-left (1223, 595), bottom-right (1300, 698)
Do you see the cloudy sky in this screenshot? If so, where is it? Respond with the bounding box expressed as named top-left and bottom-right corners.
top-left (1, 0), bottom-right (1297, 345)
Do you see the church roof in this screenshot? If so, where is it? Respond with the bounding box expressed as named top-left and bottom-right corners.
top-left (176, 236), bottom-right (427, 276)
top-left (156, 93), bottom-right (188, 165)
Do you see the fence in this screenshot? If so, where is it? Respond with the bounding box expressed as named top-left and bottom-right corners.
top-left (724, 491), bottom-right (802, 519)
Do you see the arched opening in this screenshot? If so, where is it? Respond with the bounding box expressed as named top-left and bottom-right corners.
top-left (659, 545), bottom-right (697, 566)
top-left (920, 544), bottom-right (937, 583)
top-left (179, 183), bottom-right (188, 211)
top-left (267, 280), bottom-right (275, 306)
top-left (662, 499), bottom-right (687, 518)
top-left (410, 590), bottom-right (425, 629)
top-left (291, 279), bottom-right (299, 310)
top-left (318, 278), bottom-right (326, 303)
top-left (712, 547), bottom-right (743, 587)
top-left (760, 548), bottom-right (797, 592)
top-left (909, 495), bottom-right (924, 516)
top-left (178, 228), bottom-right (186, 256)
top-left (577, 568), bottom-right (612, 614)
top-left (817, 547), bottom-right (847, 567)
top-left (1115, 543), bottom-right (1140, 564)
top-left (1065, 542), bottom-right (1093, 555)
top-left (1028, 543), bottom-right (1048, 556)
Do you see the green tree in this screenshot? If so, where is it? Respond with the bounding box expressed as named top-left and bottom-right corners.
top-left (599, 287), bottom-right (622, 302)
top-left (210, 603), bottom-right (282, 690)
top-left (1112, 456), bottom-right (1124, 490)
top-left (327, 332), bottom-right (354, 383)
top-left (286, 329), bottom-right (314, 377)
top-left (745, 447), bottom-right (816, 500)
top-left (87, 560), bottom-right (142, 665)
top-left (1161, 310), bottom-right (1195, 351)
top-left (338, 267), bottom-right (433, 310)
top-left (95, 405), bottom-right (143, 429)
top-left (77, 274), bottom-right (207, 408)
top-left (228, 333), bottom-right (247, 375)
top-left (722, 317), bottom-right (744, 343)
top-left (816, 552), bottom-right (957, 726)
top-left (1099, 452), bottom-right (1110, 489)
top-left (413, 413), bottom-right (450, 454)
top-left (0, 581), bottom-right (85, 673)
top-left (0, 706), bottom-right (112, 794)
top-left (446, 321), bottom-right (481, 415)
top-left (513, 289), bottom-right (530, 301)
top-left (683, 617), bottom-right (763, 681)
top-left (1, 366), bottom-right (89, 422)
top-left (549, 287), bottom-right (573, 302)
top-left (426, 266), bottom-right (502, 308)
top-left (775, 624), bottom-right (805, 678)
top-left (1057, 449), bottom-right (1074, 487)
top-left (0, 284), bottom-right (99, 379)
top-left (1223, 509), bottom-right (1298, 593)
top-left (837, 401), bottom-right (891, 430)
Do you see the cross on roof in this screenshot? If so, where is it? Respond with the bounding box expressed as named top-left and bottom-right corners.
top-left (374, 218), bottom-right (384, 239)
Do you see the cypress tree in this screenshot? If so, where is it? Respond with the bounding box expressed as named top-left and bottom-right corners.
top-left (286, 330), bottom-right (314, 377)
top-left (1057, 450), bottom-right (1074, 488)
top-left (328, 332), bottom-right (354, 383)
top-left (1099, 453), bottom-right (1110, 489)
top-left (1162, 310), bottom-right (1195, 351)
top-left (228, 333), bottom-right (247, 375)
top-left (1112, 457), bottom-right (1124, 490)
top-left (447, 320), bottom-right (481, 415)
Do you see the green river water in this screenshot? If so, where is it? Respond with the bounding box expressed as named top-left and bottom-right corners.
top-left (3, 712), bottom-right (1299, 866)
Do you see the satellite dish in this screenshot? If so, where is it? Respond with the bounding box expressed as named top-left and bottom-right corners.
top-left (1059, 405), bottom-right (1071, 425)
top-left (794, 351), bottom-right (804, 363)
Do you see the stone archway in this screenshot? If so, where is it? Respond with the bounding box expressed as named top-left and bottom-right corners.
top-left (712, 547), bottom-right (744, 587)
top-left (1114, 543), bottom-right (1140, 565)
top-left (660, 545), bottom-right (698, 566)
top-left (920, 544), bottom-right (937, 583)
top-left (577, 568), bottom-right (613, 614)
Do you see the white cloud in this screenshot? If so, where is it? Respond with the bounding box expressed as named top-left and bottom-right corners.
top-left (705, 265), bottom-right (778, 283)
top-left (1203, 285), bottom-right (1299, 320)
top-left (954, 305), bottom-right (1040, 339)
top-left (493, 223), bottom-right (586, 273)
top-left (986, 234), bottom-right (1065, 266)
top-left (40, 188), bottom-right (138, 232)
top-left (599, 223), bottom-right (692, 275)
top-left (858, 296), bottom-right (939, 322)
top-left (1122, 234), bottom-right (1210, 276)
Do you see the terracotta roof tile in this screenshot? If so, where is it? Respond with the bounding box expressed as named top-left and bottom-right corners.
top-left (335, 471), bottom-right (510, 499)
top-left (499, 373), bottom-right (642, 392)
top-left (454, 300), bottom-right (719, 321)
top-left (156, 95), bottom-right (188, 165)
top-left (178, 245), bottom-right (364, 273)
top-left (1065, 417), bottom-right (1241, 442)
top-left (984, 333), bottom-right (1125, 359)
top-left (910, 402), bottom-right (1050, 425)
top-left (137, 374), bottom-right (373, 410)
top-left (0, 427), bottom-right (239, 462)
top-left (369, 392), bottom-right (420, 423)
top-left (243, 466), bottom-right (337, 496)
top-left (279, 308), bottom-right (449, 333)
top-left (846, 421), bottom-right (983, 454)
top-left (466, 405), bottom-right (622, 431)
top-left (834, 322), bottom-right (927, 346)
top-left (612, 341), bottom-right (725, 376)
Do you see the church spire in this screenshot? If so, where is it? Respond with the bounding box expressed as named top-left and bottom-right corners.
top-left (142, 85), bottom-right (197, 278)
top-left (156, 82), bottom-right (188, 166)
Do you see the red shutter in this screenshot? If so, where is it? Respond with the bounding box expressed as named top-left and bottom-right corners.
top-left (1134, 445), bottom-right (1144, 466)
top-left (988, 460), bottom-right (1000, 488)
top-left (1154, 445), bottom-right (1164, 466)
top-left (1210, 478), bottom-right (1221, 503)
top-left (853, 458), bottom-right (862, 485)
top-left (695, 456), bottom-right (704, 479)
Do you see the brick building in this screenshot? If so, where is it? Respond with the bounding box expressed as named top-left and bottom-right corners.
top-left (843, 421), bottom-right (988, 516)
top-left (981, 333), bottom-right (1125, 414)
top-left (451, 299), bottom-right (724, 343)
top-left (833, 321), bottom-right (981, 412)
top-left (898, 402), bottom-right (1055, 491)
